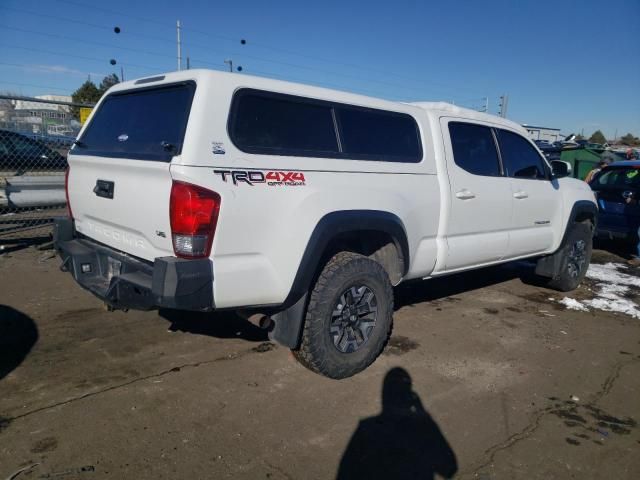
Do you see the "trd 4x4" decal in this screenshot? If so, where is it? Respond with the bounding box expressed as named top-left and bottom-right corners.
top-left (214, 170), bottom-right (306, 186)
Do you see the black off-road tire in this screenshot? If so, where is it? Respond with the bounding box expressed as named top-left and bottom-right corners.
top-left (292, 252), bottom-right (394, 379)
top-left (546, 222), bottom-right (593, 292)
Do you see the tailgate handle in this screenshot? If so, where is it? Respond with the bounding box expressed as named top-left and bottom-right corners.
top-left (93, 179), bottom-right (114, 199)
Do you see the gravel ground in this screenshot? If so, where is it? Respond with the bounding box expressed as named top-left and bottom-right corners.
top-left (0, 245), bottom-right (639, 479)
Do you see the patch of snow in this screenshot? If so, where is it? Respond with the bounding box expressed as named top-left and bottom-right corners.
top-left (583, 296), bottom-right (640, 319)
top-left (597, 283), bottom-right (630, 296)
top-left (586, 263), bottom-right (640, 287)
top-left (559, 297), bottom-right (589, 312)
top-left (558, 262), bottom-right (640, 319)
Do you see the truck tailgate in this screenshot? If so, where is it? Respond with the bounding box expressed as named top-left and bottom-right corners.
top-left (69, 157), bottom-right (174, 262)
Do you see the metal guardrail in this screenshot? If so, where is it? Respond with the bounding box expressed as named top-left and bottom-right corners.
top-left (1, 175), bottom-right (66, 208)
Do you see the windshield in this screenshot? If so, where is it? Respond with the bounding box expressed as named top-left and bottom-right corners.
top-left (73, 81), bottom-right (195, 161)
top-left (594, 167), bottom-right (640, 188)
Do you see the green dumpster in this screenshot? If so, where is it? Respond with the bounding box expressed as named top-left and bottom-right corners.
top-left (560, 148), bottom-right (602, 180)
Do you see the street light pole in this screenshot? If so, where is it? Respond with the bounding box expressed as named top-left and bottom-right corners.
top-left (177, 20), bottom-right (182, 71)
top-left (224, 59), bottom-right (233, 72)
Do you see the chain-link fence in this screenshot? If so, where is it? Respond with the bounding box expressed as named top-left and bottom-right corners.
top-left (0, 95), bottom-right (94, 241)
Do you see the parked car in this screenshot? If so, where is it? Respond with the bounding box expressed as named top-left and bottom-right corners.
top-left (54, 70), bottom-right (597, 379)
top-left (0, 129), bottom-right (68, 173)
top-left (590, 160), bottom-right (640, 242)
top-left (534, 140), bottom-right (562, 161)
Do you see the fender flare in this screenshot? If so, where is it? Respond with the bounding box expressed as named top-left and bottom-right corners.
top-left (284, 209), bottom-right (410, 307)
top-left (559, 200), bottom-right (598, 246)
top-left (269, 210), bottom-right (410, 349)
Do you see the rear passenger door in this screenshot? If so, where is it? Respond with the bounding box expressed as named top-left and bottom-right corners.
top-left (496, 129), bottom-right (560, 257)
top-left (442, 120), bottom-right (512, 270)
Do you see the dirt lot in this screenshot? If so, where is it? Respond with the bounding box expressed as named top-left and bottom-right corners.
top-left (1, 244), bottom-right (639, 479)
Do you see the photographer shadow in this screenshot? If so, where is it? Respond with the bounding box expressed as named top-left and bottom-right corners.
top-left (0, 305), bottom-right (39, 380)
top-left (337, 368), bottom-right (457, 480)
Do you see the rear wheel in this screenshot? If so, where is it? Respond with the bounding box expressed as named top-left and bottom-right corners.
top-left (293, 252), bottom-right (393, 379)
top-left (545, 222), bottom-right (593, 292)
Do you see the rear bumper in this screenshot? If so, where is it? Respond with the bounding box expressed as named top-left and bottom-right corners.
top-left (53, 217), bottom-right (214, 311)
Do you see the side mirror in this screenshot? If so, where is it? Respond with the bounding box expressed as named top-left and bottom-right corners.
top-left (551, 160), bottom-right (571, 178)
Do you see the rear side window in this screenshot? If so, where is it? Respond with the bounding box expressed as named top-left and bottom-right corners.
top-left (228, 91), bottom-right (339, 156)
top-left (336, 107), bottom-right (421, 162)
top-left (73, 81), bottom-right (195, 161)
top-left (497, 129), bottom-right (548, 179)
top-left (448, 122), bottom-right (501, 176)
top-left (594, 168), bottom-right (640, 187)
top-left (8, 134), bottom-right (47, 157)
top-left (228, 89), bottom-right (422, 162)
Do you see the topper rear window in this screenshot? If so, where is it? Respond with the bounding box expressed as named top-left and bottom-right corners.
top-left (72, 81), bottom-right (195, 161)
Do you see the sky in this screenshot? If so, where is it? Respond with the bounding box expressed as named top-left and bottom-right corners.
top-left (0, 0), bottom-right (638, 138)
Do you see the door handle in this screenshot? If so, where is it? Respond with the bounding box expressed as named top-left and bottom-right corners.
top-left (513, 191), bottom-right (529, 199)
top-left (94, 179), bottom-right (115, 199)
top-left (455, 189), bottom-right (476, 200)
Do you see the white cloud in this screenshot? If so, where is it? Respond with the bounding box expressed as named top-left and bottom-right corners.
top-left (20, 64), bottom-right (106, 78)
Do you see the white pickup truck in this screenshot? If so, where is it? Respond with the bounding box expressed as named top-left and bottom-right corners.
top-left (55, 70), bottom-right (597, 379)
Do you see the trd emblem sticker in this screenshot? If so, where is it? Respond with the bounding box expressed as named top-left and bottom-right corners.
top-left (117, 133), bottom-right (129, 142)
top-left (214, 169), bottom-right (306, 187)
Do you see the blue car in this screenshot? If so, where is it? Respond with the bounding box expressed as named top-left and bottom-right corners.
top-left (590, 161), bottom-right (640, 242)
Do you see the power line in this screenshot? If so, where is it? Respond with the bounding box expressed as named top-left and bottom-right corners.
top-left (2, 24), bottom-right (455, 100)
top-left (1, 6), bottom-right (492, 103)
top-left (47, 0), bottom-right (487, 97)
top-left (0, 7), bottom-right (448, 97)
top-left (0, 61), bottom-right (109, 78)
top-left (0, 25), bottom-right (181, 63)
top-left (0, 81), bottom-right (72, 93)
top-left (0, 44), bottom-right (162, 74)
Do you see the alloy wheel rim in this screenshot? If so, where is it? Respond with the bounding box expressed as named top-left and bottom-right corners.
top-left (567, 239), bottom-right (587, 279)
top-left (330, 285), bottom-right (378, 353)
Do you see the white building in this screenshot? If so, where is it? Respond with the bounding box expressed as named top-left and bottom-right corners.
top-left (10, 95), bottom-right (74, 135)
top-left (13, 95), bottom-right (72, 117)
top-left (522, 124), bottom-right (562, 143)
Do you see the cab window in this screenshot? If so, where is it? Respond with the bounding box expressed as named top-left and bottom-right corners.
top-left (448, 122), bottom-right (501, 176)
top-left (497, 129), bottom-right (548, 180)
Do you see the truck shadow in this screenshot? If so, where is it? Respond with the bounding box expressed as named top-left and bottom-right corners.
top-left (158, 309), bottom-right (269, 342)
top-left (394, 260), bottom-right (536, 310)
top-left (337, 367), bottom-right (457, 480)
top-left (0, 305), bottom-right (39, 380)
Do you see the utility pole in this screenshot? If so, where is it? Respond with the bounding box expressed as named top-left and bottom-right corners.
top-left (498, 94), bottom-right (509, 118)
top-left (224, 59), bottom-right (233, 72)
top-left (120, 66), bottom-right (125, 81)
top-left (176, 20), bottom-right (182, 71)
top-left (483, 96), bottom-right (489, 113)
top-left (186, 57), bottom-right (190, 70)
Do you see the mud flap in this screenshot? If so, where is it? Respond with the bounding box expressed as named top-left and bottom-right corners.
top-left (535, 250), bottom-right (564, 279)
top-left (269, 293), bottom-right (308, 349)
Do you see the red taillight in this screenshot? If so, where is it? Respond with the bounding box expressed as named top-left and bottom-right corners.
top-left (64, 167), bottom-right (73, 219)
top-left (169, 181), bottom-right (221, 258)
